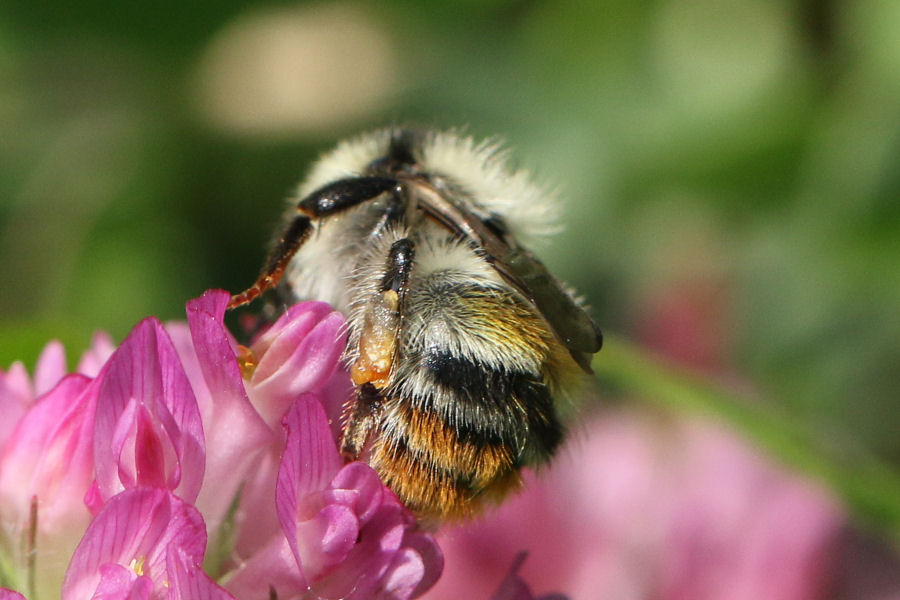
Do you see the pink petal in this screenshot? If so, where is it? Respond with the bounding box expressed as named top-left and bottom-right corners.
top-left (108, 399), bottom-right (174, 491)
top-left (91, 563), bottom-right (152, 600)
top-left (166, 545), bottom-right (237, 600)
top-left (223, 534), bottom-right (307, 600)
top-left (376, 548), bottom-right (426, 600)
top-left (0, 374), bottom-right (96, 532)
top-left (277, 394), bottom-right (344, 577)
top-left (251, 301), bottom-right (334, 358)
top-left (295, 504), bottom-right (360, 580)
top-left (133, 404), bottom-right (170, 489)
top-left (0, 589), bottom-right (26, 600)
top-left (0, 362), bottom-right (34, 444)
top-left (228, 442), bottom-right (284, 558)
top-left (297, 488), bottom-right (361, 519)
top-left (387, 530), bottom-right (444, 599)
top-left (316, 372), bottom-right (355, 442)
top-left (183, 291), bottom-right (246, 408)
top-left (278, 394), bottom-right (343, 506)
top-left (329, 462), bottom-right (390, 522)
top-left (62, 488), bottom-right (207, 600)
top-left (93, 318), bottom-right (205, 505)
top-left (0, 362), bottom-right (32, 405)
top-left (33, 340), bottom-right (67, 397)
top-left (250, 304), bottom-right (347, 426)
top-left (184, 291), bottom-right (273, 541)
top-left (311, 504), bottom-right (407, 600)
top-left (166, 322), bottom-right (213, 409)
top-left (85, 480), bottom-right (104, 515)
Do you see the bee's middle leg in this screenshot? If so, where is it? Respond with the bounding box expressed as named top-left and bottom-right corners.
top-left (341, 382), bottom-right (383, 461)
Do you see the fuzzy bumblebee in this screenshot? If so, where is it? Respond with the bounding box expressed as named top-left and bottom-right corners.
top-left (230, 128), bottom-right (602, 519)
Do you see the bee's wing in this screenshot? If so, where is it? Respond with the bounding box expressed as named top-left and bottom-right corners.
top-left (498, 245), bottom-right (602, 372)
top-left (416, 184), bottom-right (602, 373)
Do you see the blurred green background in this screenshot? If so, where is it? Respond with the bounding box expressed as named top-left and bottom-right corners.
top-left (1, 0), bottom-right (898, 534)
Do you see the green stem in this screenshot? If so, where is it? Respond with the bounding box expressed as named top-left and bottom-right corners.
top-left (592, 334), bottom-right (900, 545)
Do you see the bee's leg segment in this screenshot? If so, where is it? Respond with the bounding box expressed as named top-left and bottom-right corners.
top-left (350, 238), bottom-right (415, 387)
top-left (380, 238), bottom-right (415, 294)
top-left (366, 191), bottom-right (407, 241)
top-left (296, 177), bottom-right (398, 217)
top-left (228, 216), bottom-right (312, 308)
top-left (228, 177), bottom-right (400, 308)
top-left (341, 382), bottom-right (382, 460)
top-left (342, 238), bottom-right (416, 458)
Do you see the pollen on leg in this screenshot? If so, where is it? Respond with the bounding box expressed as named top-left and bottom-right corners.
top-left (351, 290), bottom-right (401, 388)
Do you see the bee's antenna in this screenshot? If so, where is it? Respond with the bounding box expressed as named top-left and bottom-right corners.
top-left (228, 215), bottom-right (313, 310)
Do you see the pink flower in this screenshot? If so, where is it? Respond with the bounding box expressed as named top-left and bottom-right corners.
top-left (0, 374), bottom-right (99, 597)
top-left (0, 286), bottom-right (877, 600)
top-left (243, 301), bottom-right (347, 429)
top-left (176, 292), bottom-right (273, 551)
top-left (273, 395), bottom-right (442, 599)
top-left (0, 333), bottom-right (113, 448)
top-left (0, 290), bottom-right (443, 600)
top-left (432, 410), bottom-right (845, 600)
top-left (89, 318), bottom-right (206, 509)
top-left (61, 488), bottom-right (228, 600)
top-left (0, 360), bottom-right (32, 447)
top-left (0, 332), bottom-right (116, 598)
top-left (184, 291), bottom-right (351, 562)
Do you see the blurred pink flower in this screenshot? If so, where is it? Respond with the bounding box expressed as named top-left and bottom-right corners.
top-left (0, 333), bottom-right (113, 448)
top-left (431, 409), bottom-right (844, 600)
top-left (0, 334), bottom-right (114, 598)
top-left (638, 279), bottom-right (731, 375)
top-left (0, 373), bottom-right (98, 597)
top-left (0, 361), bottom-right (32, 446)
top-left (490, 554), bottom-right (567, 600)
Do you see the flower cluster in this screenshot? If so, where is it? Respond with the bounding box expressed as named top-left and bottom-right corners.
top-left (431, 410), bottom-right (844, 600)
top-left (0, 290), bottom-right (446, 600)
top-left (3, 287), bottom-right (843, 600)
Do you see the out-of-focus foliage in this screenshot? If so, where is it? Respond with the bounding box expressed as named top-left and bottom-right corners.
top-left (1, 0), bottom-right (899, 545)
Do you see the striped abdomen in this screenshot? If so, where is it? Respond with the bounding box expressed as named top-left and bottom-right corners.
top-left (369, 278), bottom-right (572, 519)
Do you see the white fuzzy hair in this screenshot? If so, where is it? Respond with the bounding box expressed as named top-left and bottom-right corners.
top-left (293, 128), bottom-right (560, 246)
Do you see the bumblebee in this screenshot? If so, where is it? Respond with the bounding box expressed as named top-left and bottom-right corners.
top-left (230, 128), bottom-right (602, 519)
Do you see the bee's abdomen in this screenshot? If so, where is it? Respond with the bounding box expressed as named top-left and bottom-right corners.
top-left (357, 271), bottom-right (570, 518)
top-left (423, 350), bottom-right (562, 458)
top-left (371, 351), bottom-right (562, 519)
